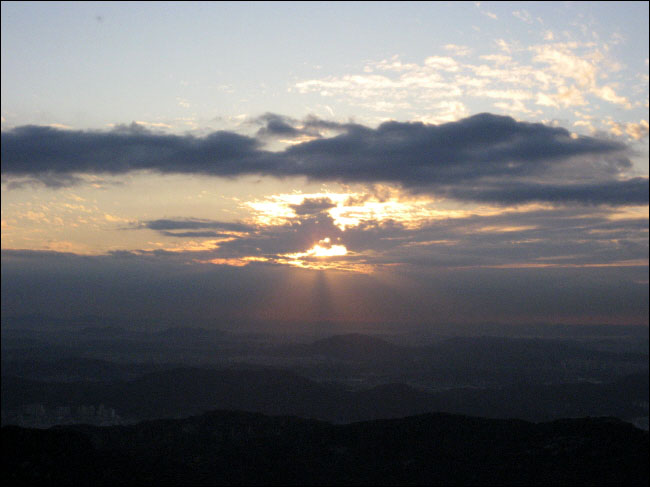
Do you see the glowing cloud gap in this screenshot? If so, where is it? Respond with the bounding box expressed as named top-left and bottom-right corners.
top-left (284, 238), bottom-right (348, 259)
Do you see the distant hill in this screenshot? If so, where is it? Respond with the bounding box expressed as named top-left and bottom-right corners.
top-left (4, 331), bottom-right (646, 387)
top-left (3, 410), bottom-right (648, 486)
top-left (280, 333), bottom-right (647, 365)
top-left (2, 367), bottom-right (647, 425)
top-left (306, 333), bottom-right (408, 360)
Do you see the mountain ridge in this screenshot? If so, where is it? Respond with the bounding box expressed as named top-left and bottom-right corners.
top-left (4, 409), bottom-right (648, 486)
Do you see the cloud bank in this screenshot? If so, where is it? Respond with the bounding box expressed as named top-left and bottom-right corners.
top-left (2, 114), bottom-right (643, 205)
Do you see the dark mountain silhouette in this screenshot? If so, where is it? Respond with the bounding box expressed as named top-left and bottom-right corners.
top-left (4, 410), bottom-right (648, 486)
top-left (3, 367), bottom-right (647, 424)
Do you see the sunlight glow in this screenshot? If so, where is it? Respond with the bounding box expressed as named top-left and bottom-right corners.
top-left (276, 237), bottom-right (376, 272)
top-left (245, 188), bottom-right (447, 230)
top-left (310, 244), bottom-right (348, 257)
top-left (244, 188), bottom-right (557, 232)
top-left (199, 256), bottom-right (270, 267)
top-left (605, 206), bottom-right (650, 221)
top-left (285, 238), bottom-right (348, 259)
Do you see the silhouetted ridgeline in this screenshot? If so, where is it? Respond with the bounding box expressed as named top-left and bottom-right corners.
top-left (2, 368), bottom-right (647, 425)
top-left (3, 411), bottom-right (648, 486)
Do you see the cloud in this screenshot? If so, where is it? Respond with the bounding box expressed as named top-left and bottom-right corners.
top-left (281, 114), bottom-right (633, 200)
top-left (126, 188), bottom-right (648, 277)
top-left (531, 45), bottom-right (597, 88)
top-left (141, 218), bottom-right (254, 232)
top-left (290, 197), bottom-right (337, 215)
top-left (1, 173), bottom-right (86, 189)
top-left (159, 230), bottom-right (235, 238)
top-left (531, 45), bottom-right (631, 108)
top-left (253, 113), bottom-right (304, 138)
top-left (443, 44), bottom-right (471, 57)
top-left (591, 85), bottom-right (631, 108)
top-left (2, 114), bottom-right (643, 206)
top-left (292, 37), bottom-right (641, 127)
top-left (252, 113), bottom-right (349, 141)
top-left (294, 54), bottom-right (463, 112)
top-left (607, 120), bottom-right (649, 140)
top-left (137, 218), bottom-right (257, 242)
top-left (625, 120), bottom-right (649, 140)
top-left (512, 10), bottom-right (533, 24)
top-left (1, 122), bottom-right (272, 177)
top-left (449, 178), bottom-right (649, 206)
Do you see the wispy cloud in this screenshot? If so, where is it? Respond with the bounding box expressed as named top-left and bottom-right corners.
top-left (292, 36), bottom-right (640, 130)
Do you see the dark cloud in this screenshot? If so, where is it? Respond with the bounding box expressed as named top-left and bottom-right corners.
top-left (2, 114), bottom-right (643, 205)
top-left (284, 114), bottom-right (628, 184)
top-left (159, 231), bottom-right (231, 238)
top-left (300, 114), bottom-right (353, 132)
top-left (140, 202), bottom-right (647, 276)
top-left (253, 113), bottom-right (350, 139)
top-left (254, 113), bottom-right (304, 138)
top-left (448, 178), bottom-right (649, 205)
top-left (135, 219), bottom-right (257, 240)
top-left (2, 173), bottom-right (85, 189)
top-left (327, 206), bottom-right (648, 271)
top-left (211, 211), bottom-right (344, 258)
top-left (290, 197), bottom-right (337, 215)
top-left (1, 123), bottom-right (274, 177)
top-left (142, 218), bottom-right (254, 232)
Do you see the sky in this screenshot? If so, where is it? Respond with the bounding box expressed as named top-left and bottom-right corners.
top-left (1, 2), bottom-right (648, 332)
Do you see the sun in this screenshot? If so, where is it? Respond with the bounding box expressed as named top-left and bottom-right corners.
top-left (285, 238), bottom-right (348, 259)
top-left (309, 244), bottom-right (347, 257)
top-left (308, 238), bottom-right (348, 257)
top-left (277, 237), bottom-right (369, 271)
